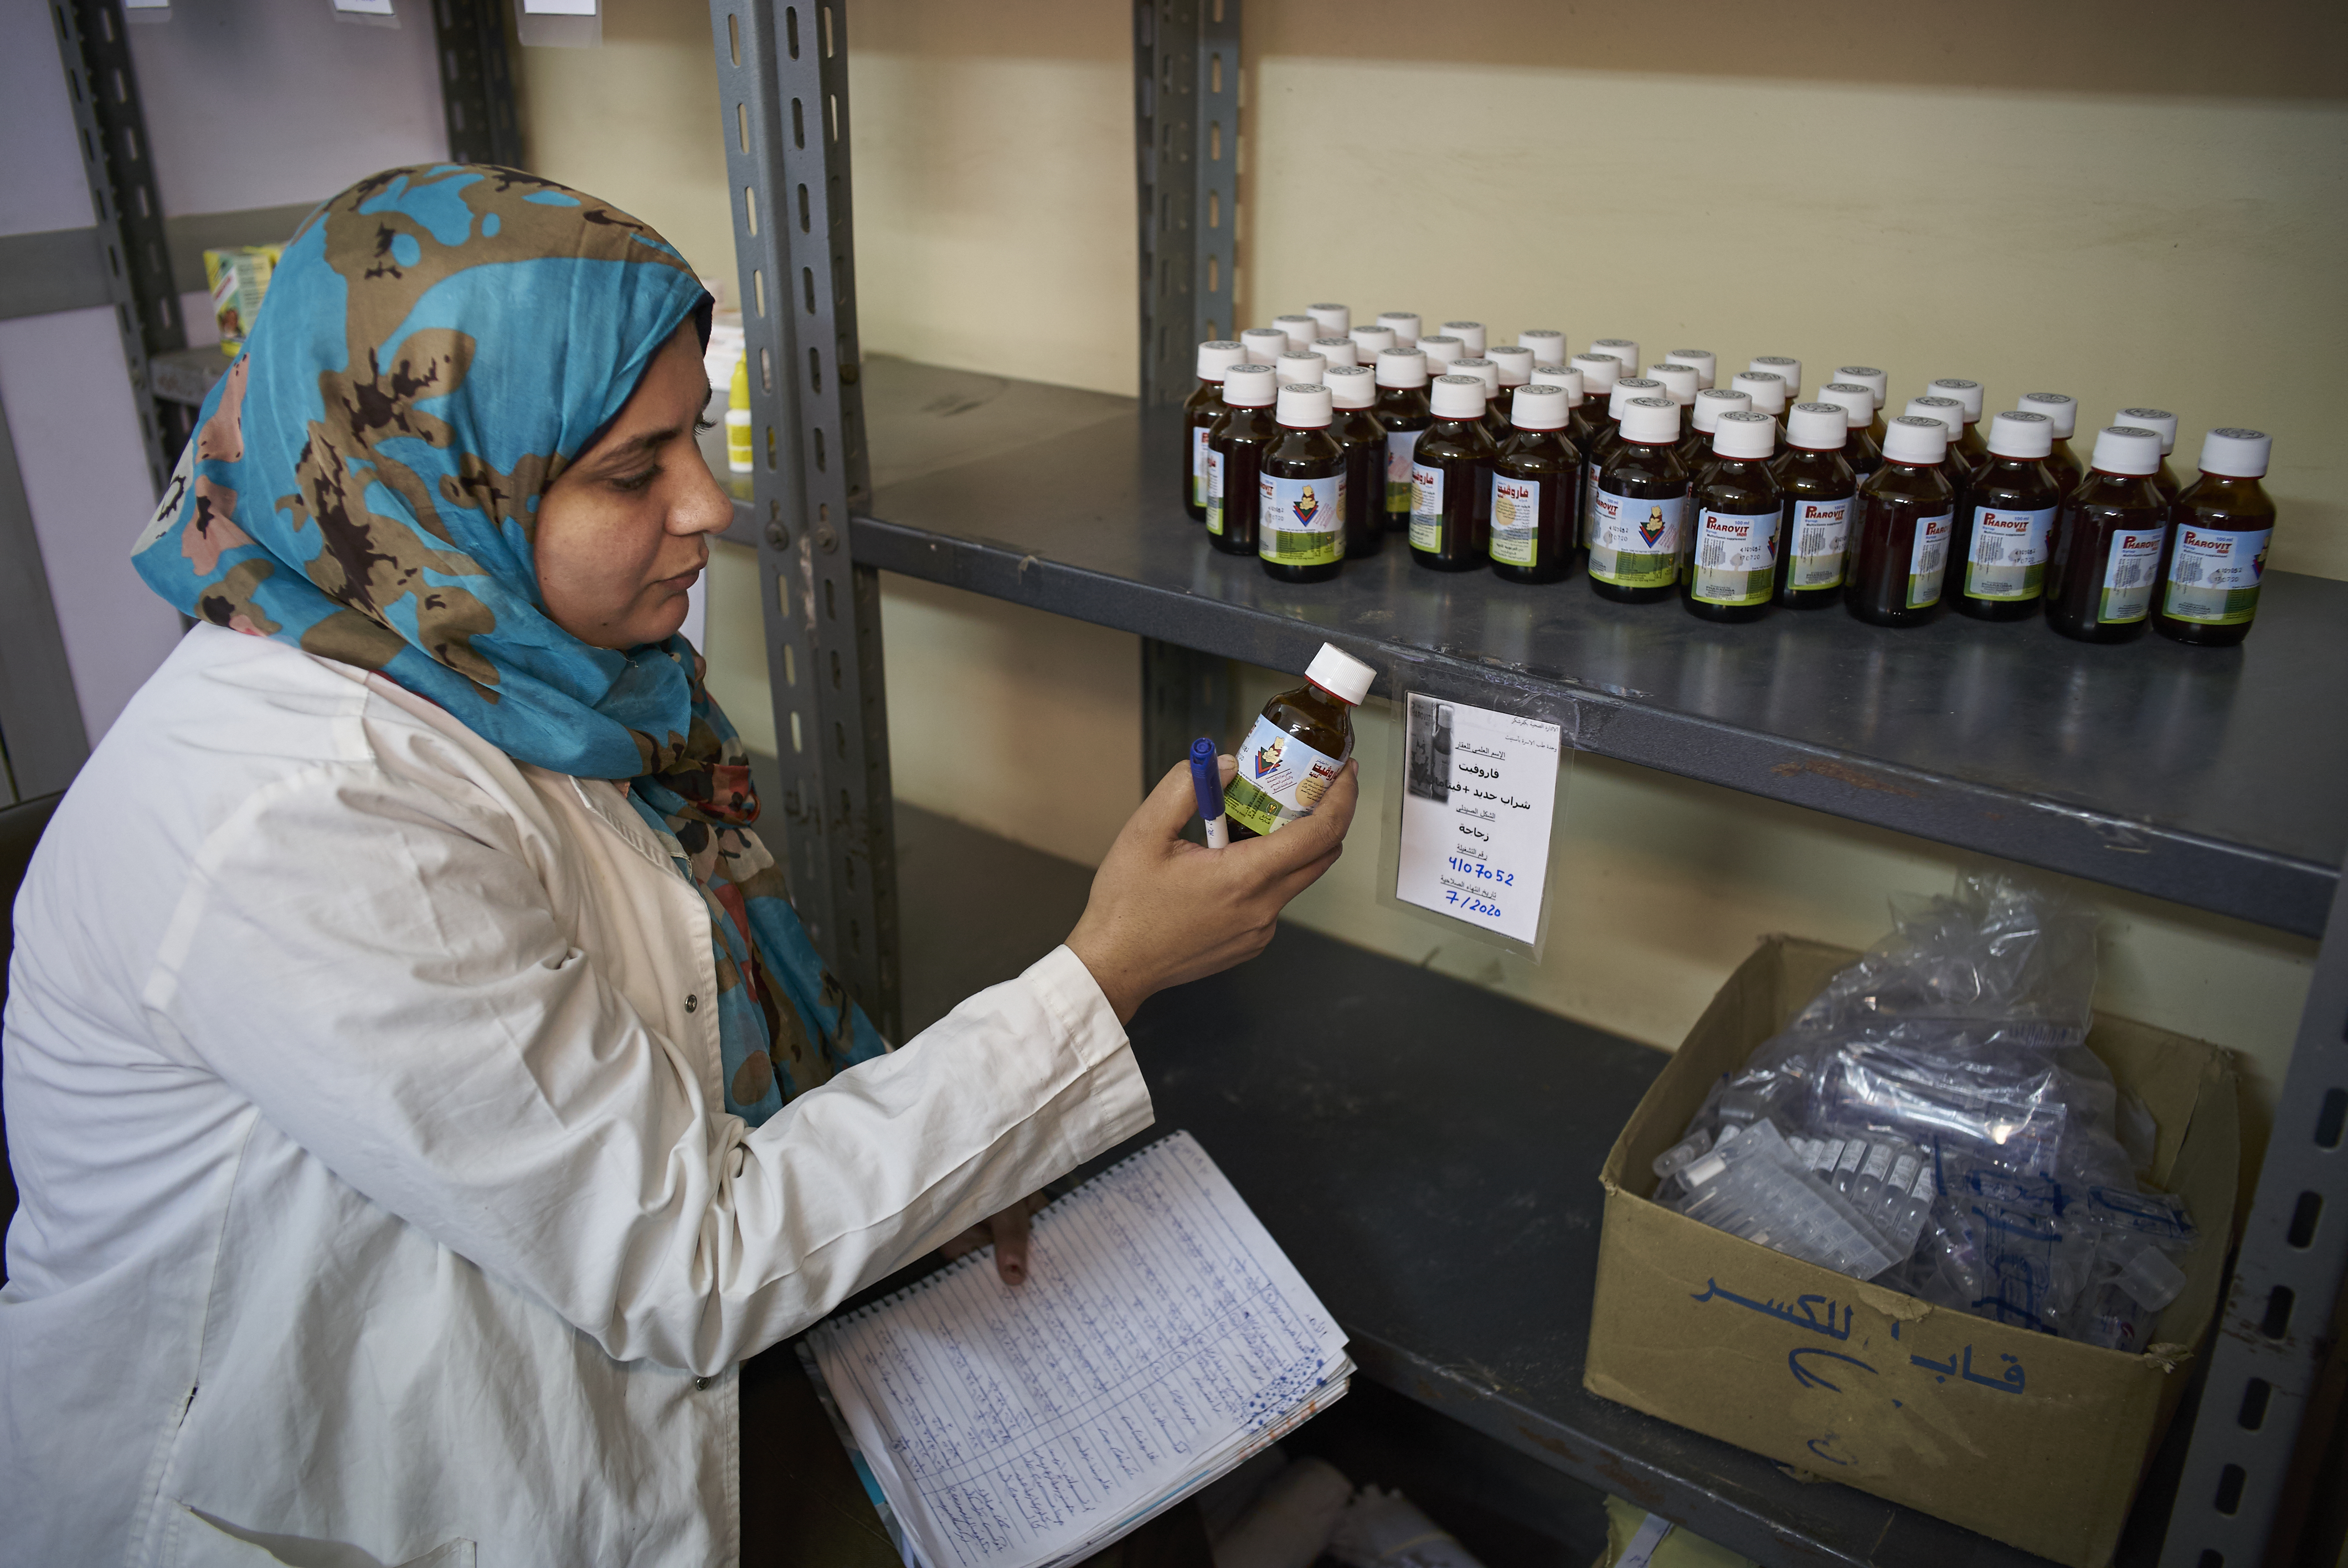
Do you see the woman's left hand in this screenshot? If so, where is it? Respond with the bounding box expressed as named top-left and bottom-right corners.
top-left (939, 1192), bottom-right (1050, 1286)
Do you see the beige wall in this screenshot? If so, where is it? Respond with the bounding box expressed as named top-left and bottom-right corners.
top-left (523, 0), bottom-right (2341, 1170)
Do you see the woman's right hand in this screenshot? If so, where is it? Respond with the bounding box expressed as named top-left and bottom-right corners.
top-left (1066, 754), bottom-right (1359, 1024)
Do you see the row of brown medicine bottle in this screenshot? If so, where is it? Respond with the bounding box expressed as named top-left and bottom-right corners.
top-left (1185, 326), bottom-right (2278, 646)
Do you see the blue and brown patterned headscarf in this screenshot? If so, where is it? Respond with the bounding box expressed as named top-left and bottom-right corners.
top-left (132, 164), bottom-right (883, 1122)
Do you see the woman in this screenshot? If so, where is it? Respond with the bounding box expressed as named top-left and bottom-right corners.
top-left (0, 167), bottom-right (1356, 1565)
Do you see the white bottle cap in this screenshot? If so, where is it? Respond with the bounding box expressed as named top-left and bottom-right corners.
top-left (1276, 350), bottom-right (1327, 386)
top-left (1905, 396), bottom-right (1964, 444)
top-left (1620, 395), bottom-right (1681, 443)
top-left (1550, 367), bottom-right (1585, 404)
top-left (1350, 324), bottom-right (1398, 358)
top-left (1489, 344), bottom-right (1536, 386)
top-left (1785, 401), bottom-right (1848, 451)
top-left (1273, 314), bottom-right (1317, 351)
top-left (1645, 363), bottom-right (1699, 406)
top-left (2115, 407), bottom-right (2177, 454)
top-left (1730, 369), bottom-right (1787, 415)
top-left (1692, 386), bottom-right (1753, 432)
top-left (1713, 409), bottom-right (1777, 460)
top-left (1750, 356), bottom-right (1801, 398)
top-left (1452, 358), bottom-right (1500, 396)
top-left (2090, 426), bottom-right (2163, 476)
top-left (1241, 327), bottom-right (1291, 362)
top-left (1306, 302), bottom-right (1351, 337)
top-left (1518, 328), bottom-right (1567, 366)
top-left (1929, 378), bottom-right (1984, 422)
top-left (1222, 364), bottom-right (1279, 408)
top-left (1664, 348), bottom-right (1717, 390)
top-left (1276, 382), bottom-right (1335, 428)
top-left (1986, 410), bottom-right (2053, 458)
top-left (2198, 427), bottom-right (2271, 477)
top-left (1882, 414), bottom-right (1950, 465)
top-left (1418, 334), bottom-right (1466, 372)
top-left (1196, 340), bottom-right (1247, 381)
top-left (1572, 352), bottom-right (1621, 394)
top-left (1429, 373), bottom-right (1487, 419)
top-left (1439, 321), bottom-right (1487, 355)
top-left (1325, 363), bottom-right (1377, 410)
top-left (1376, 311), bottom-right (1420, 347)
top-left (1305, 643), bottom-right (1376, 706)
top-left (2020, 391), bottom-right (2078, 438)
top-left (1375, 348), bottom-right (1429, 389)
top-left (1312, 336), bottom-right (1360, 368)
top-left (1816, 383), bottom-right (1876, 426)
top-left (1837, 365), bottom-right (1889, 404)
top-left (1590, 338), bottom-right (1641, 378)
top-left (1510, 383), bottom-right (1571, 430)
top-left (1610, 376), bottom-right (1666, 419)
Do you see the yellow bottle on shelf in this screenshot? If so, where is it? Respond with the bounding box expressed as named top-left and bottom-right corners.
top-left (726, 353), bottom-right (754, 474)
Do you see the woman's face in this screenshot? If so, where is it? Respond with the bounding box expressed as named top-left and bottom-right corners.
top-left (534, 323), bottom-right (733, 649)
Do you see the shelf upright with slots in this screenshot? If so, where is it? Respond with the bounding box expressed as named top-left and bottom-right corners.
top-left (708, 0), bottom-right (901, 1041)
top-left (709, 3), bottom-right (2347, 1562)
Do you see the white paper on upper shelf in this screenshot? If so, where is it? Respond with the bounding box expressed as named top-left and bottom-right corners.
top-left (1392, 693), bottom-right (1563, 949)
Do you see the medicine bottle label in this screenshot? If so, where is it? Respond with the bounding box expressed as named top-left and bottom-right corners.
top-left (1204, 448), bottom-right (1226, 536)
top-left (1906, 511), bottom-right (1953, 608)
top-left (1408, 462), bottom-right (1445, 551)
top-left (1191, 427), bottom-right (1212, 508)
top-left (1489, 473), bottom-right (1542, 565)
top-left (1385, 429), bottom-right (1421, 515)
top-left (1964, 504), bottom-right (2055, 600)
top-left (2099, 525), bottom-right (2168, 623)
top-left (1223, 713), bottom-right (1346, 837)
top-left (1588, 487), bottom-right (1685, 589)
top-left (2162, 524), bottom-right (2271, 625)
top-left (1259, 471), bottom-right (1346, 567)
top-left (1580, 462), bottom-right (1602, 548)
top-left (1691, 507), bottom-right (1779, 605)
top-left (1785, 497), bottom-right (1851, 589)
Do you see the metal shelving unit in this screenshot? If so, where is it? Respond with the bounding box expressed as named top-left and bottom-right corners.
top-left (709, 3), bottom-right (2347, 1565)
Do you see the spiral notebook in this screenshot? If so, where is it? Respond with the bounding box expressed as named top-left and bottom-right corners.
top-left (803, 1131), bottom-right (1353, 1568)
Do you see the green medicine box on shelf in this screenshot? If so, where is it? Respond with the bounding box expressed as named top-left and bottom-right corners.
top-left (1585, 936), bottom-right (2241, 1568)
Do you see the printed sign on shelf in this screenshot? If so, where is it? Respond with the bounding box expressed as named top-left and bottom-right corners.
top-left (1394, 694), bottom-right (1562, 947)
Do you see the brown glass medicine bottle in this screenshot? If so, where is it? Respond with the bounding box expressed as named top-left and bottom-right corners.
top-left (1846, 415), bottom-right (1958, 627)
top-left (2045, 426), bottom-right (2169, 644)
top-left (1182, 340), bottom-right (1245, 522)
top-left (1816, 384), bottom-right (1883, 479)
top-left (1680, 387), bottom-right (1753, 488)
top-left (1325, 365), bottom-right (1386, 560)
top-left (1685, 410), bottom-right (1783, 623)
top-left (1223, 642), bottom-right (1375, 841)
top-left (2020, 394), bottom-right (2083, 496)
top-left (1373, 348), bottom-right (1433, 535)
top-left (1589, 396), bottom-right (1690, 604)
top-left (1929, 379), bottom-right (1990, 475)
top-left (1950, 410), bottom-right (2062, 622)
top-left (1257, 382), bottom-right (1348, 585)
top-left (1837, 367), bottom-right (1890, 442)
top-left (2154, 427), bottom-right (2275, 648)
top-left (1205, 363), bottom-right (1280, 558)
top-left (1770, 403), bottom-right (1859, 609)
top-left (2115, 408), bottom-right (2182, 502)
top-left (1409, 374), bottom-right (1497, 572)
top-left (1905, 396), bottom-right (1972, 524)
top-left (1488, 381), bottom-right (1580, 585)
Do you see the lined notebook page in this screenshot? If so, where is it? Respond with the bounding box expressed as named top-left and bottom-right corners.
top-left (807, 1132), bottom-right (1350, 1568)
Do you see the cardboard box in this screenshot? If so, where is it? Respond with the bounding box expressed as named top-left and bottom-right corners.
top-left (1585, 936), bottom-right (2239, 1568)
top-left (203, 245), bottom-right (282, 357)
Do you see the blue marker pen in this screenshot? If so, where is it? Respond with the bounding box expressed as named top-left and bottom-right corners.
top-left (1188, 736), bottom-right (1229, 849)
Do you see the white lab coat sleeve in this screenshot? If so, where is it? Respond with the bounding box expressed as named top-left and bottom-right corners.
top-left (141, 761), bottom-right (1153, 1375)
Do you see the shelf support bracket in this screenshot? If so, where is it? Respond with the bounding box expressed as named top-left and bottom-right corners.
top-left (431, 0), bottom-right (524, 170)
top-left (708, 0), bottom-right (899, 1040)
top-left (2156, 849), bottom-right (2348, 1566)
top-left (1133, 0), bottom-right (1240, 409)
top-left (51, 0), bottom-right (184, 496)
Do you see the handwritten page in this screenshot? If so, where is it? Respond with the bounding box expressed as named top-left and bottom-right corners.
top-left (807, 1133), bottom-right (1352, 1568)
top-left (1396, 694), bottom-right (1563, 946)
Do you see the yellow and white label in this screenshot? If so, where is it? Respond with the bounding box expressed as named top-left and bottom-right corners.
top-left (2099, 525), bottom-right (2167, 623)
top-left (1223, 714), bottom-right (1346, 836)
top-left (2162, 524), bottom-right (2270, 625)
top-left (1259, 471), bottom-right (1346, 568)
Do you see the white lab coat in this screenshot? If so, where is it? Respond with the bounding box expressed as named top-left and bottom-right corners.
top-left (0, 624), bottom-right (1152, 1567)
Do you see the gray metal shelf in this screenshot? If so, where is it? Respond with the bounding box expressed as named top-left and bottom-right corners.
top-left (833, 360), bottom-right (2345, 938)
top-left (708, 5), bottom-right (2347, 1564)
